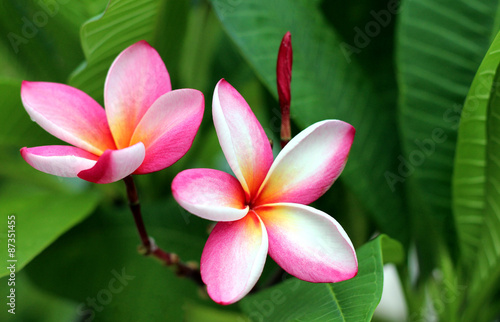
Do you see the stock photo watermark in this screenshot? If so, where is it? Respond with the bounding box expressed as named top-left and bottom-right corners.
top-left (6, 214), bottom-right (16, 315)
top-left (7, 0), bottom-right (70, 54)
top-left (76, 268), bottom-right (135, 321)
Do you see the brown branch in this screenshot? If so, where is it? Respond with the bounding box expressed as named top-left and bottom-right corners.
top-left (122, 175), bottom-right (203, 286)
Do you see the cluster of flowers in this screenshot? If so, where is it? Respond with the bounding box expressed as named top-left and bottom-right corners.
top-left (20, 40), bottom-right (357, 304)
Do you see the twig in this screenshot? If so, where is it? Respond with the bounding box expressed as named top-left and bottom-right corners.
top-left (122, 175), bottom-right (203, 286)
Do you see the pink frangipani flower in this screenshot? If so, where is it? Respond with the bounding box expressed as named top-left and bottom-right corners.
top-left (20, 41), bottom-right (204, 184)
top-left (172, 79), bottom-right (358, 304)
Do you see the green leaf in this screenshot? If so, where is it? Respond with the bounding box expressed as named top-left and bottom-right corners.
top-left (210, 0), bottom-right (408, 243)
top-left (453, 31), bottom-right (500, 320)
top-left (0, 182), bottom-right (100, 278)
top-left (453, 32), bottom-right (500, 267)
top-left (69, 0), bottom-right (164, 102)
top-left (69, 0), bottom-right (194, 103)
top-left (0, 0), bottom-right (94, 81)
top-left (396, 0), bottom-right (500, 225)
top-left (239, 235), bottom-right (403, 322)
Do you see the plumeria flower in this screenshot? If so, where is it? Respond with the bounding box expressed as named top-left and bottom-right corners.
top-left (172, 79), bottom-right (358, 304)
top-left (20, 41), bottom-right (204, 184)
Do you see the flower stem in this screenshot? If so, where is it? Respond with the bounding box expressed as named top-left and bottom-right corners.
top-left (122, 175), bottom-right (203, 285)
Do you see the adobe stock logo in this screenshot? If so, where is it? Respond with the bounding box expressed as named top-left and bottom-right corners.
top-left (7, 0), bottom-right (70, 54)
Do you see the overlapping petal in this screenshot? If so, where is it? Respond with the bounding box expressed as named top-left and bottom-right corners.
top-left (21, 81), bottom-right (115, 155)
top-left (105, 40), bottom-right (172, 149)
top-left (256, 203), bottom-right (357, 282)
top-left (130, 89), bottom-right (204, 174)
top-left (20, 145), bottom-right (98, 177)
top-left (254, 120), bottom-right (355, 206)
top-left (201, 211), bottom-right (268, 305)
top-left (172, 169), bottom-right (249, 221)
top-left (213, 79), bottom-right (273, 200)
top-left (77, 142), bottom-right (146, 184)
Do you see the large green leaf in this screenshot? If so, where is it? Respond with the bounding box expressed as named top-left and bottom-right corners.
top-left (0, 181), bottom-right (100, 278)
top-left (210, 0), bottom-right (408, 243)
top-left (239, 235), bottom-right (403, 321)
top-left (452, 31), bottom-right (500, 320)
top-left (451, 30), bottom-right (500, 320)
top-left (0, 0), bottom-right (100, 81)
top-left (397, 0), bottom-right (500, 229)
top-left (453, 33), bottom-right (500, 267)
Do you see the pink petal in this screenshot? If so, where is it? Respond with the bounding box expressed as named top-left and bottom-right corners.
top-left (21, 81), bottom-right (116, 156)
top-left (256, 203), bottom-right (357, 282)
top-left (20, 145), bottom-right (98, 177)
top-left (201, 211), bottom-right (268, 305)
top-left (130, 89), bottom-right (204, 174)
top-left (77, 143), bottom-right (146, 184)
top-left (172, 169), bottom-right (249, 221)
top-left (104, 40), bottom-right (171, 149)
top-left (254, 120), bottom-right (355, 206)
top-left (212, 79), bottom-right (273, 200)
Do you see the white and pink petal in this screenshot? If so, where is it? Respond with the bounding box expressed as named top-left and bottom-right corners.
top-left (21, 81), bottom-right (116, 156)
top-left (201, 211), bottom-right (268, 305)
top-left (172, 169), bottom-right (249, 222)
top-left (256, 203), bottom-right (357, 283)
top-left (20, 145), bottom-right (99, 177)
top-left (104, 40), bottom-right (171, 149)
top-left (130, 89), bottom-right (204, 174)
top-left (77, 142), bottom-right (146, 184)
top-left (254, 120), bottom-right (355, 206)
top-left (212, 79), bottom-right (273, 199)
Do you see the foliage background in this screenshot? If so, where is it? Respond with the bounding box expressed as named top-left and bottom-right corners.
top-left (1, 0), bottom-right (500, 321)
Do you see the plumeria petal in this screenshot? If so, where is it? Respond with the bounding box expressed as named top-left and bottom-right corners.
top-left (105, 40), bottom-right (171, 149)
top-left (21, 81), bottom-right (116, 156)
top-left (254, 120), bottom-right (355, 206)
top-left (77, 142), bottom-right (146, 184)
top-left (212, 79), bottom-right (274, 200)
top-left (172, 169), bottom-right (249, 221)
top-left (201, 211), bottom-right (268, 305)
top-left (130, 89), bottom-right (204, 174)
top-left (256, 203), bottom-right (357, 282)
top-left (20, 145), bottom-right (98, 177)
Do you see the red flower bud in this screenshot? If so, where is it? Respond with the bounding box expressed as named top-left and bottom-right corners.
top-left (276, 31), bottom-right (293, 148)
